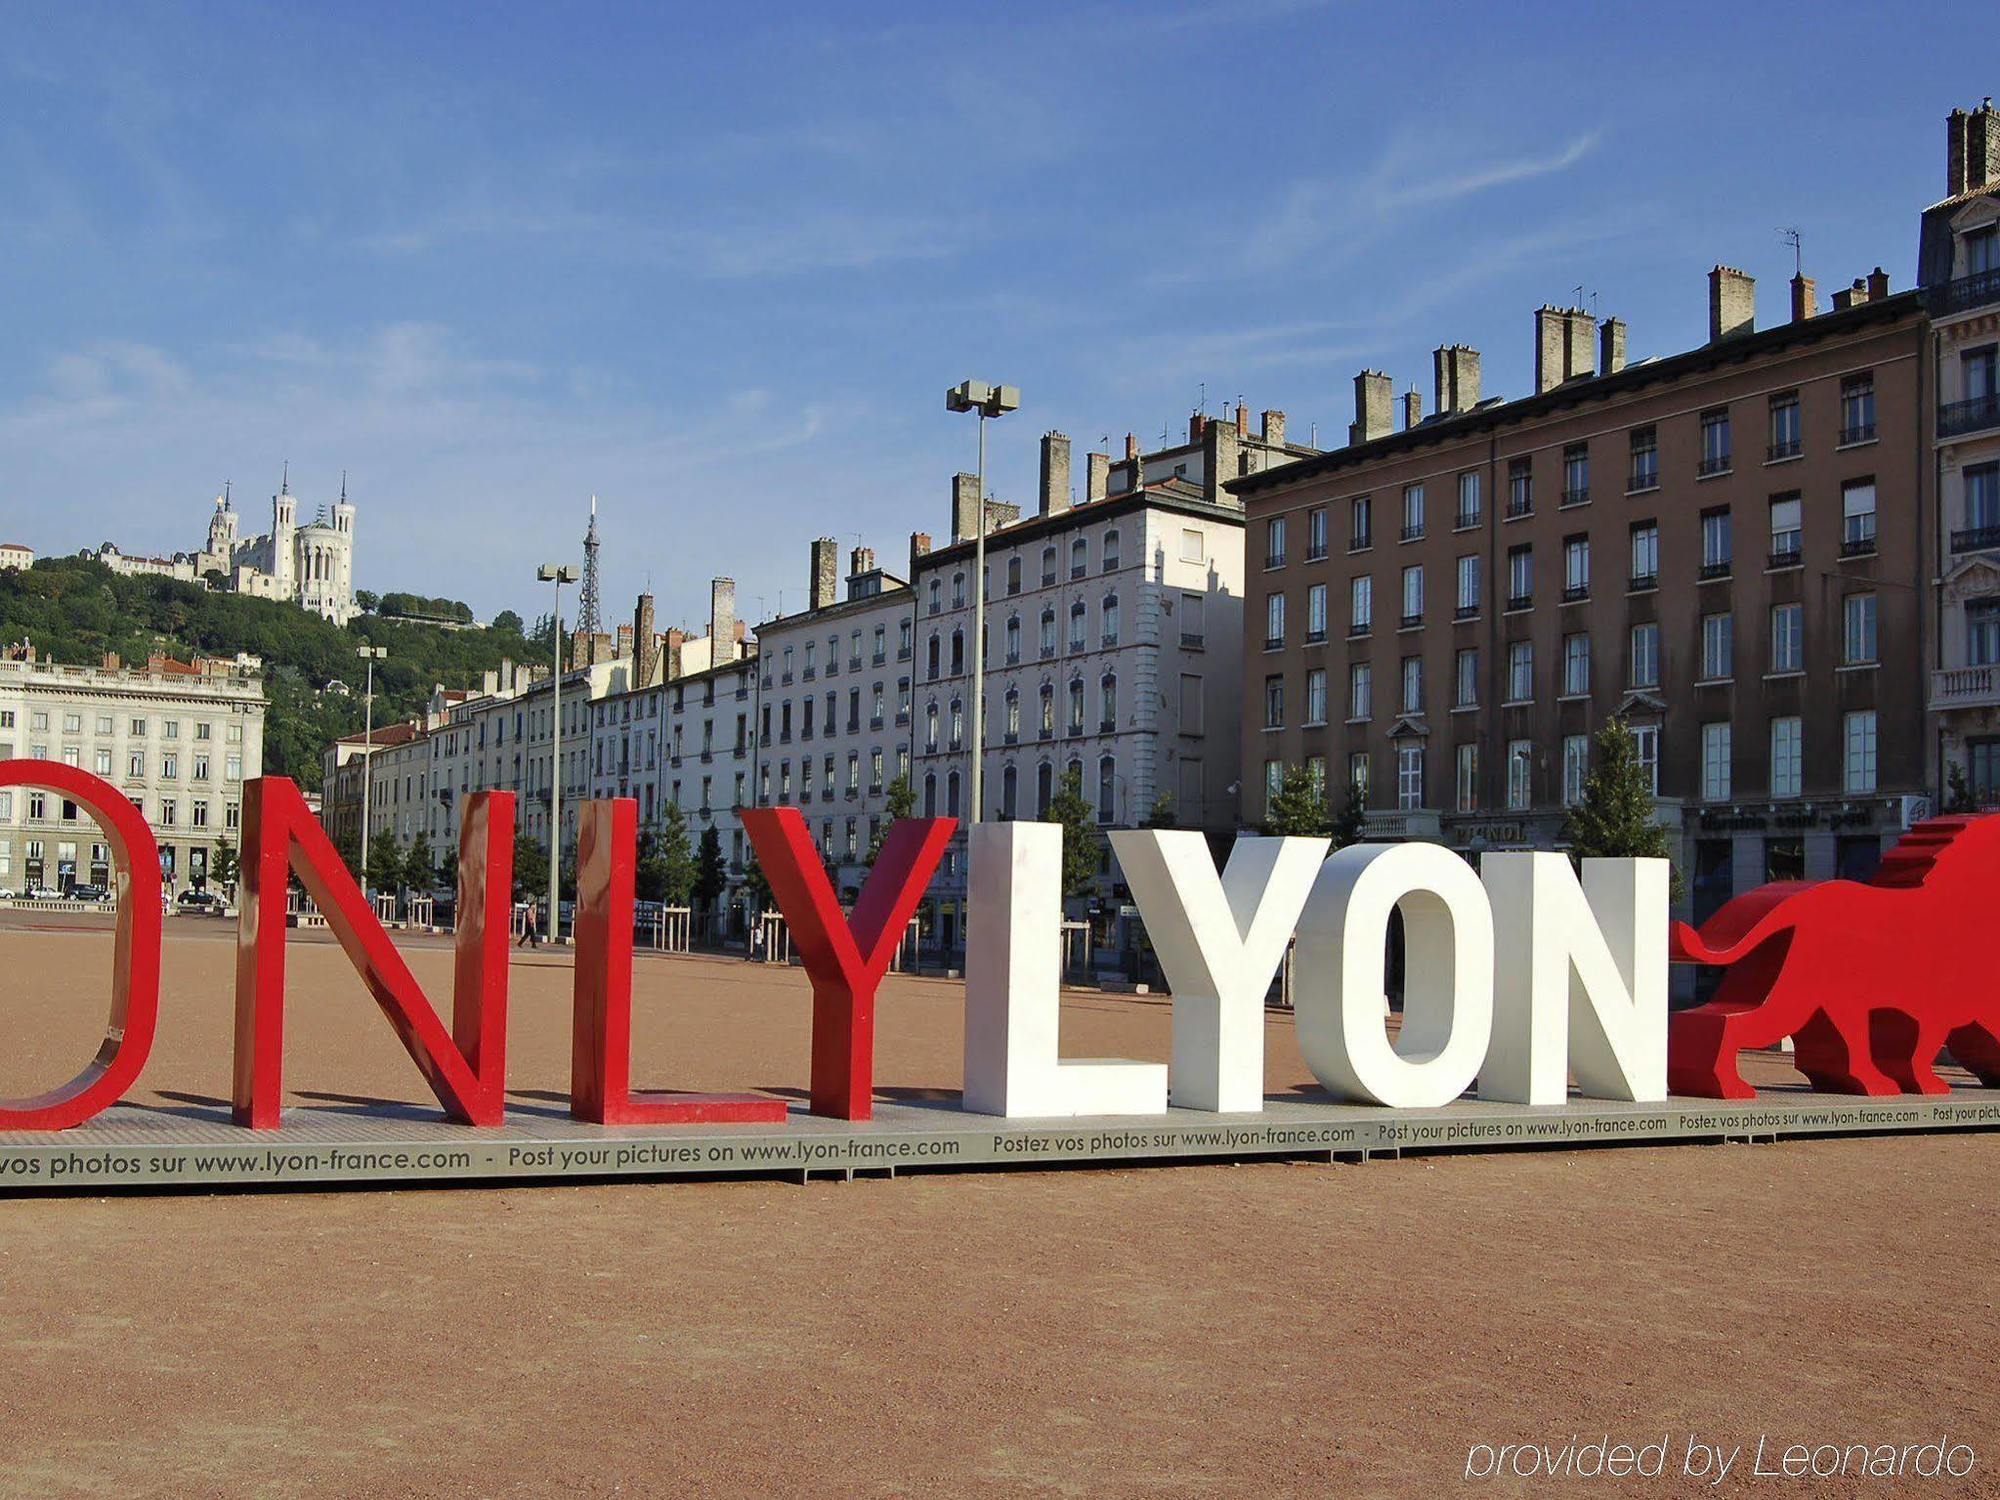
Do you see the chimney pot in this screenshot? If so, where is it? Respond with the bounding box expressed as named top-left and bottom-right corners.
top-left (1534, 307), bottom-right (1566, 392)
top-left (1086, 451), bottom-right (1110, 503)
top-left (951, 472), bottom-right (981, 543)
top-left (708, 578), bottom-right (737, 665)
top-left (1260, 410), bottom-right (1286, 447)
top-left (1867, 265), bottom-right (1890, 299)
top-left (1235, 402), bottom-right (1248, 435)
top-left (1188, 412), bottom-right (1208, 444)
top-left (1789, 274), bottom-right (1817, 323)
top-left (1400, 389), bottom-right (1421, 430)
top-left (1037, 431), bottom-right (1071, 518)
top-left (809, 537), bottom-right (839, 611)
top-left (1708, 265), bottom-right (1755, 341)
top-left (1124, 432), bottom-right (1139, 461)
top-left (1432, 344), bottom-right (1482, 413)
top-left (1599, 316), bottom-right (1627, 374)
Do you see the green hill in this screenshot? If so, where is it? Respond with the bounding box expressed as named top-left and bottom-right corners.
top-left (0, 557), bottom-right (544, 789)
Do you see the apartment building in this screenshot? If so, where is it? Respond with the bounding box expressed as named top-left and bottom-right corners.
top-left (1235, 267), bottom-right (1928, 920)
top-left (1924, 97), bottom-right (2000, 799)
top-left (910, 410), bottom-right (1305, 949)
top-left (0, 647), bottom-right (265, 892)
top-left (750, 540), bottom-right (916, 901)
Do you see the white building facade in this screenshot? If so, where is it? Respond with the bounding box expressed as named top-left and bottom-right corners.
top-left (0, 650), bottom-right (265, 892)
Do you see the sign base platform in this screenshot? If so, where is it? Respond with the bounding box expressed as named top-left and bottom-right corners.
top-left (3, 1087), bottom-right (1998, 1193)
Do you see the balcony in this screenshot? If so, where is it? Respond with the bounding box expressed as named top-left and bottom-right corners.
top-left (1304, 628), bottom-right (1327, 645)
top-left (1099, 719), bottom-right (1117, 734)
top-left (1767, 439), bottom-right (1802, 462)
top-left (1400, 524), bottom-right (1425, 542)
top-left (1305, 543), bottom-right (1329, 563)
top-left (1839, 533), bottom-right (1878, 558)
top-left (1349, 621), bottom-right (1372, 638)
top-left (1263, 636), bottom-right (1284, 652)
top-left (1398, 613), bottom-right (1423, 630)
top-left (1264, 553), bottom-right (1287, 570)
top-left (1453, 603), bottom-right (1478, 621)
top-left (1361, 809), bottom-right (1443, 840)
top-left (1349, 534), bottom-right (1373, 553)
top-left (1101, 632), bottom-right (1119, 648)
top-left (1505, 594), bottom-right (1533, 613)
top-left (1932, 665), bottom-right (2000, 711)
top-left (1626, 470), bottom-right (1659, 496)
top-left (1559, 487), bottom-right (1590, 508)
top-left (1940, 393), bottom-right (2000, 440)
top-left (1696, 455), bottom-right (1732, 478)
top-left (1953, 524), bottom-right (2000, 553)
top-left (1560, 584), bottom-right (1589, 603)
top-left (1180, 630), bottom-right (1205, 649)
top-left (1505, 498), bottom-right (1533, 520)
top-left (1070, 564), bottom-right (1086, 580)
top-left (1767, 546), bottom-right (1803, 570)
top-left (1005, 650), bottom-right (1020, 665)
top-left (1628, 572), bottom-right (1658, 592)
top-left (1927, 266), bottom-right (2000, 318)
top-left (1698, 560), bottom-right (1732, 581)
top-left (1838, 422), bottom-right (1876, 445)
top-left (1454, 510), bottom-right (1480, 531)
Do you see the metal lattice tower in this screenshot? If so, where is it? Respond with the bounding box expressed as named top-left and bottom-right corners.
top-left (578, 493), bottom-right (603, 639)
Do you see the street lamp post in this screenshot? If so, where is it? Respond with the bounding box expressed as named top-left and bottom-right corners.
top-left (536, 562), bottom-right (580, 941)
top-left (356, 645), bottom-right (387, 896)
top-left (946, 380), bottom-right (1019, 827)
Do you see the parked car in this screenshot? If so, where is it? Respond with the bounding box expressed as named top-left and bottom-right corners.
top-left (20, 883), bottom-right (63, 900)
top-left (69, 883), bottom-right (112, 902)
top-left (176, 888), bottom-right (226, 911)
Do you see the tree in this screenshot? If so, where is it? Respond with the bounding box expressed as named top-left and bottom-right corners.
top-left (1947, 760), bottom-right (1975, 814)
top-left (365, 835), bottom-right (404, 893)
top-left (334, 826), bottom-right (363, 878)
top-left (511, 832), bottom-right (547, 902)
top-left (741, 851), bottom-right (773, 912)
top-left (355, 589), bottom-right (381, 614)
top-left (693, 825), bottom-right (727, 911)
top-left (211, 834), bottom-right (239, 891)
top-left (636, 803), bottom-right (696, 905)
top-left (1142, 792), bottom-right (1177, 828)
top-left (1330, 777), bottom-right (1367, 849)
top-left (491, 609), bottom-right (525, 637)
top-left (864, 774), bottom-right (916, 866)
top-left (402, 831), bottom-right (437, 892)
top-left (1264, 763), bottom-right (1330, 838)
top-left (1563, 717), bottom-right (1680, 893)
top-left (1043, 767), bottom-right (1101, 900)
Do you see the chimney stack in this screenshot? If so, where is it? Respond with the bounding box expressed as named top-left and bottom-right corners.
top-left (1433, 345), bottom-right (1481, 413)
top-left (1234, 402), bottom-right (1249, 435)
top-left (1968, 98), bottom-right (2000, 193)
top-left (634, 593), bottom-right (657, 685)
top-left (809, 537), bottom-right (839, 611)
top-left (1349, 370), bottom-right (1392, 445)
top-left (1400, 389), bottom-right (1421, 430)
top-left (1038, 431), bottom-right (1071, 518)
top-left (951, 472), bottom-right (981, 542)
top-left (709, 578), bottom-right (736, 665)
top-left (1188, 412), bottom-right (1208, 444)
top-left (1789, 275), bottom-right (1817, 323)
top-left (615, 623), bottom-right (634, 659)
top-left (1833, 278), bottom-right (1868, 311)
top-left (1533, 309), bottom-right (1593, 390)
top-left (1949, 106), bottom-right (1971, 197)
top-left (1086, 451), bottom-right (1110, 502)
top-left (1563, 309), bottom-right (1595, 382)
top-left (849, 544), bottom-right (875, 578)
top-left (909, 531), bottom-right (932, 574)
top-left (1599, 316), bottom-right (1627, 374)
top-left (664, 627), bottom-right (686, 679)
top-left (1260, 410), bottom-right (1286, 448)
top-left (1866, 265), bottom-right (1891, 300)
top-left (1708, 266), bottom-right (1756, 341)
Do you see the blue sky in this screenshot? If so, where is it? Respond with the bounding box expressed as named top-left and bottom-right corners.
top-left (2, 1), bottom-right (1993, 635)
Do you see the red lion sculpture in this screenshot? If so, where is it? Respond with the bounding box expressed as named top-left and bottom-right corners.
top-left (1669, 814), bottom-right (2000, 1098)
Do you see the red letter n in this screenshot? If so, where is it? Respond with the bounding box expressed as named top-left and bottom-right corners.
top-left (741, 805), bottom-right (954, 1120)
top-left (570, 798), bottom-right (786, 1124)
top-left (233, 775), bottom-right (512, 1128)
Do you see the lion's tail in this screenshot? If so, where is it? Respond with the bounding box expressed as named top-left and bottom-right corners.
top-left (1669, 883), bottom-right (1815, 967)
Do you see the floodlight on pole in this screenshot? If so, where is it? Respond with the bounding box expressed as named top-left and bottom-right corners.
top-left (536, 561), bottom-right (581, 941)
top-left (945, 381), bottom-right (1020, 831)
top-left (356, 645), bottom-right (388, 897)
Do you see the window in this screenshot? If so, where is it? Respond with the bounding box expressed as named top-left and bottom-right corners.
top-left (1103, 529), bottom-right (1121, 572)
top-left (1632, 724), bottom-right (1661, 794)
top-left (1401, 484), bottom-right (1425, 541)
top-left (1305, 583), bottom-right (1328, 643)
top-left (1068, 679), bottom-right (1085, 732)
top-left (1969, 598), bottom-right (2000, 666)
top-left (1039, 684), bottom-right (1055, 736)
top-left (1179, 673), bottom-right (1205, 733)
top-left (1628, 427), bottom-right (1658, 492)
top-left (1040, 609), bottom-right (1057, 657)
top-left (1701, 722), bottom-right (1731, 800)
top-left (1456, 472), bottom-right (1480, 529)
top-left (1842, 592), bottom-right (1878, 664)
top-left (1005, 615), bottom-right (1021, 662)
top-left (1700, 612), bottom-right (1733, 681)
top-left (1699, 408), bottom-right (1731, 475)
top-left (1449, 556), bottom-right (1478, 620)
top-left (1101, 594), bottom-right (1120, 646)
top-left (1562, 535), bottom-right (1590, 599)
top-left (1306, 506), bottom-right (1329, 561)
top-left (1700, 508), bottom-right (1732, 576)
top-left (1506, 640), bottom-right (1532, 702)
top-left (1562, 632), bottom-right (1590, 696)
top-left (1400, 565), bottom-right (1424, 625)
top-left (1305, 667), bottom-right (1327, 725)
top-left (1629, 522), bottom-right (1658, 587)
top-left (1396, 744), bottom-right (1424, 810)
top-left (1348, 663), bottom-right (1372, 720)
top-left (1506, 545), bottom-right (1533, 609)
top-left (1970, 224), bottom-right (2000, 276)
top-left (1265, 516), bottom-right (1288, 569)
top-left (1263, 759), bottom-right (1284, 817)
top-left (1965, 344), bottom-right (1998, 401)
top-left (1349, 496), bottom-right (1372, 550)
top-left (1770, 603), bottom-right (1803, 673)
top-left (1264, 592), bottom-right (1285, 649)
top-left (1349, 752), bottom-right (1371, 797)
top-left (1842, 480), bottom-right (1877, 553)
top-left (1630, 621), bottom-right (1660, 688)
top-left (1264, 675), bottom-right (1285, 729)
top-left (1004, 689), bottom-right (1021, 740)
top-left (1071, 537), bottom-right (1088, 579)
top-left (1844, 710), bottom-right (1878, 792)
top-left (1506, 740), bottom-right (1533, 810)
top-left (1005, 556), bottom-right (1021, 595)
top-left (1770, 717), bottom-right (1802, 799)
top-left (1179, 592), bottom-right (1204, 649)
top-left (1097, 756), bottom-right (1116, 823)
top-left (1768, 391), bottom-right (1801, 460)
top-left (1562, 735), bottom-right (1589, 806)
top-left (1776, 496), bottom-right (1808, 568)
top-left (1041, 545), bottom-right (1058, 585)
top-left (1454, 647), bottom-right (1478, 708)
top-left (1840, 374), bottom-right (1875, 443)
top-left (1400, 656), bottom-right (1422, 713)
top-left (1350, 575), bottom-right (1373, 633)
top-left (1507, 457), bottom-right (1533, 517)
top-left (1561, 443), bottom-right (1589, 504)
top-left (1456, 743), bottom-right (1479, 813)
top-left (1967, 462), bottom-right (2000, 536)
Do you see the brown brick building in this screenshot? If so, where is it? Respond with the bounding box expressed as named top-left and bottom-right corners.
top-left (1231, 268), bottom-right (1930, 919)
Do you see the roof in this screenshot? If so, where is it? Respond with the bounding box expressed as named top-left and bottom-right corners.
top-left (912, 482), bottom-right (1242, 573)
top-left (1228, 289), bottom-right (1927, 498)
top-left (752, 574), bottom-right (913, 636)
top-left (337, 720), bottom-right (423, 749)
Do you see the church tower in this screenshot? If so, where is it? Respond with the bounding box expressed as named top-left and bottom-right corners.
top-left (271, 463), bottom-right (297, 595)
